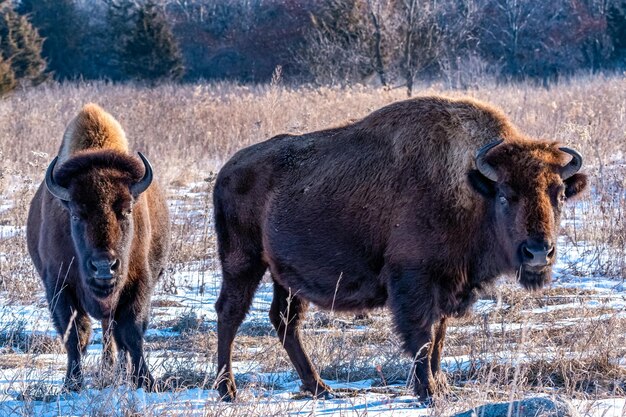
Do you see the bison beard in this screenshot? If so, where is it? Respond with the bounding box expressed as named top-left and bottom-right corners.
top-left (213, 96), bottom-right (588, 402)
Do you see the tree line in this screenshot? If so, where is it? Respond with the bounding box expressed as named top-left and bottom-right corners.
top-left (0, 0), bottom-right (183, 94)
top-left (1, 0), bottom-right (625, 95)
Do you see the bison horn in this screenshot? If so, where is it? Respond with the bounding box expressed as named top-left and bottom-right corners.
top-left (130, 152), bottom-right (153, 197)
top-left (45, 157), bottom-right (71, 202)
top-left (558, 147), bottom-right (583, 180)
top-left (475, 139), bottom-right (503, 182)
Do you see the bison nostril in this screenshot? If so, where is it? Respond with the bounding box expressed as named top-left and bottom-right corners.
top-left (89, 256), bottom-right (118, 278)
top-left (522, 245), bottom-right (534, 260)
top-left (521, 240), bottom-right (553, 267)
top-left (89, 260), bottom-right (98, 272)
top-left (111, 259), bottom-right (121, 271)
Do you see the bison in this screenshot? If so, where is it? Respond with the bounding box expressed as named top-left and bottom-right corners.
top-left (212, 96), bottom-right (588, 401)
top-left (26, 104), bottom-right (170, 391)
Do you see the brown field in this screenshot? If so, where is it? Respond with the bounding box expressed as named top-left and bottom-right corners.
top-left (0, 75), bottom-right (624, 416)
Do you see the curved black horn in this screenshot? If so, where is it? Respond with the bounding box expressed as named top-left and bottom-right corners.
top-left (559, 147), bottom-right (583, 180)
top-left (130, 152), bottom-right (153, 197)
top-left (45, 157), bottom-right (71, 202)
top-left (475, 139), bottom-right (503, 182)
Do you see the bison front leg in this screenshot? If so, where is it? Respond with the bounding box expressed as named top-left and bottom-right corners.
top-left (407, 329), bottom-right (436, 401)
top-left (61, 309), bottom-right (91, 391)
top-left (44, 277), bottom-right (91, 391)
top-left (386, 264), bottom-right (440, 401)
top-left (114, 321), bottom-right (154, 391)
top-left (113, 302), bottom-right (155, 392)
top-left (97, 318), bottom-right (121, 387)
top-left (101, 318), bottom-right (116, 368)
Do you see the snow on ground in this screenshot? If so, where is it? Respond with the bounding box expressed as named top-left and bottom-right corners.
top-left (575, 398), bottom-right (626, 417)
top-left (0, 380), bottom-right (623, 417)
top-left (0, 261), bottom-right (623, 416)
top-left (0, 384), bottom-right (431, 417)
top-left (0, 225), bottom-right (23, 240)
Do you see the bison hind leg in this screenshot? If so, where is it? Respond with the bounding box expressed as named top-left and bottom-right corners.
top-left (215, 256), bottom-right (266, 401)
top-left (269, 282), bottom-right (331, 399)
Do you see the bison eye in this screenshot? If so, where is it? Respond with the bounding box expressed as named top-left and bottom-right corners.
top-left (499, 195), bottom-right (508, 205)
top-left (71, 214), bottom-right (79, 221)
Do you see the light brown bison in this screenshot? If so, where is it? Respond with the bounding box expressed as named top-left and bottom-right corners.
top-left (27, 104), bottom-right (170, 391)
top-left (213, 96), bottom-right (587, 401)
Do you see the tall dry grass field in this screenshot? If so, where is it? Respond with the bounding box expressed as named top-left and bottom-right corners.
top-left (0, 76), bottom-right (624, 416)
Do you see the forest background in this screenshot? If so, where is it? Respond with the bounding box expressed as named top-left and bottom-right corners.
top-left (1, 0), bottom-right (626, 96)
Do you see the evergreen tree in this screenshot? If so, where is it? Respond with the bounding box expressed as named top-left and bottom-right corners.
top-left (0, 0), bottom-right (46, 94)
top-left (18, 0), bottom-right (85, 80)
top-left (122, 1), bottom-right (184, 82)
top-left (104, 0), bottom-right (137, 81)
top-left (608, 1), bottom-right (626, 65)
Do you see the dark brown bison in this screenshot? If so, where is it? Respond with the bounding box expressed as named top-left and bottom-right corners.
top-left (27, 104), bottom-right (170, 391)
top-left (212, 96), bottom-right (588, 401)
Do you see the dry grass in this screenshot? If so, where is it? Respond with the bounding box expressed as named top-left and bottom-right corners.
top-left (0, 75), bottom-right (625, 415)
top-left (1, 75), bottom-right (625, 281)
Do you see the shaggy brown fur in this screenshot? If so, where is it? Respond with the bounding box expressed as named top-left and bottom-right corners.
top-left (213, 96), bottom-right (587, 401)
top-left (27, 103), bottom-right (170, 391)
top-left (58, 103), bottom-right (128, 162)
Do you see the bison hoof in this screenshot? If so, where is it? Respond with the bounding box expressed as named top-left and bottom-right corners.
top-left (63, 376), bottom-right (84, 392)
top-left (219, 391), bottom-right (236, 402)
top-left (433, 371), bottom-right (449, 394)
top-left (413, 375), bottom-right (449, 406)
top-left (133, 374), bottom-right (157, 392)
top-left (143, 377), bottom-right (159, 393)
top-left (147, 378), bottom-right (171, 393)
top-left (217, 382), bottom-right (237, 402)
top-left (300, 382), bottom-right (333, 399)
top-left (413, 381), bottom-right (434, 403)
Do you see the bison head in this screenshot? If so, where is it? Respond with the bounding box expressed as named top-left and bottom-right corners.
top-left (45, 150), bottom-right (153, 299)
top-left (468, 139), bottom-right (587, 290)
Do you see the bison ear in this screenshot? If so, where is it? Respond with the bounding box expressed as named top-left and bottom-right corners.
top-left (468, 169), bottom-right (496, 198)
top-left (564, 173), bottom-right (587, 199)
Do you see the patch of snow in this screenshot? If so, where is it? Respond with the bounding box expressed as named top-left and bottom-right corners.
top-left (575, 397), bottom-right (626, 417)
top-left (0, 225), bottom-right (23, 239)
